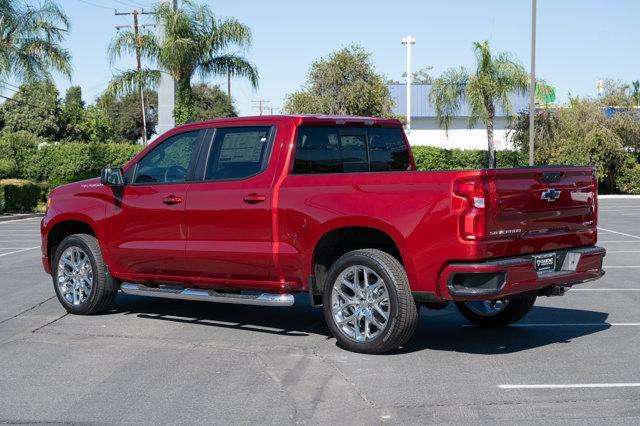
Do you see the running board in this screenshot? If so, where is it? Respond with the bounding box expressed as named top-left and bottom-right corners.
top-left (120, 283), bottom-right (295, 307)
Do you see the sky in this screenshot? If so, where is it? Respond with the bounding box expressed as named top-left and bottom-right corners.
top-left (38, 0), bottom-right (640, 116)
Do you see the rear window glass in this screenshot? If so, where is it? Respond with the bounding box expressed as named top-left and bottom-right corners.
top-left (293, 126), bottom-right (410, 174)
top-left (367, 128), bottom-right (412, 172)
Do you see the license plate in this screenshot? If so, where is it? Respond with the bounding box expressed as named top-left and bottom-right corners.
top-left (534, 253), bottom-right (556, 274)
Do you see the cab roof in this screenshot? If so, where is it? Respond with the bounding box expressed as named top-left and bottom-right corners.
top-left (173, 114), bottom-right (403, 130)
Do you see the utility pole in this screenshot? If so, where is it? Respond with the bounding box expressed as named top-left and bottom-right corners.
top-left (227, 70), bottom-right (231, 100)
top-left (401, 36), bottom-right (415, 135)
top-left (115, 9), bottom-right (155, 145)
top-left (528, 0), bottom-right (537, 166)
top-left (252, 99), bottom-right (270, 115)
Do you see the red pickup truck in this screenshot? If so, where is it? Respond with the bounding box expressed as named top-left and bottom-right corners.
top-left (41, 115), bottom-right (605, 353)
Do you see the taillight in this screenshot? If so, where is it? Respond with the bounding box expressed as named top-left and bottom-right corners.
top-left (592, 171), bottom-right (598, 227)
top-left (454, 178), bottom-right (487, 240)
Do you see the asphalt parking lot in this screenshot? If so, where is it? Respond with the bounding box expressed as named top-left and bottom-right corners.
top-left (1, 199), bottom-right (639, 424)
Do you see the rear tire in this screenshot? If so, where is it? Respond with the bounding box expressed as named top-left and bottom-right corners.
top-left (52, 234), bottom-right (117, 315)
top-left (454, 295), bottom-right (536, 326)
top-left (322, 249), bottom-right (418, 354)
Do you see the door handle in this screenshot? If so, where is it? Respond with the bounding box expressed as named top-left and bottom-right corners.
top-left (162, 195), bottom-right (183, 205)
top-left (243, 193), bottom-right (267, 204)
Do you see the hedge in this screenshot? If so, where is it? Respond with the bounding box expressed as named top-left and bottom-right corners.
top-left (411, 146), bottom-right (528, 170)
top-left (0, 179), bottom-right (41, 212)
top-left (1, 139), bottom-right (531, 191)
top-left (617, 163), bottom-right (640, 194)
top-left (27, 142), bottom-right (143, 189)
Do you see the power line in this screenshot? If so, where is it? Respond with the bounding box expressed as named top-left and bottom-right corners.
top-left (251, 99), bottom-right (270, 115)
top-left (75, 0), bottom-right (115, 11)
top-left (0, 80), bottom-right (20, 91)
top-left (113, 0), bottom-right (145, 8)
top-left (0, 83), bottom-right (19, 94)
top-left (0, 93), bottom-right (48, 110)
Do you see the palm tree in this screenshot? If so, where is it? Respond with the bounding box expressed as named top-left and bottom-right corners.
top-left (107, 0), bottom-right (258, 125)
top-left (0, 0), bottom-right (71, 83)
top-left (632, 80), bottom-right (640, 107)
top-left (429, 41), bottom-right (529, 168)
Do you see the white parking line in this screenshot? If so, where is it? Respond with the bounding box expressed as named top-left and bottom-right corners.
top-left (463, 323), bottom-right (640, 327)
top-left (603, 266), bottom-right (640, 268)
top-left (0, 218), bottom-right (40, 224)
top-left (571, 288), bottom-right (640, 291)
top-left (599, 240), bottom-right (640, 243)
top-left (498, 383), bottom-right (640, 389)
top-left (0, 247), bottom-right (38, 250)
top-left (597, 227), bottom-right (640, 240)
top-left (0, 246), bottom-right (40, 257)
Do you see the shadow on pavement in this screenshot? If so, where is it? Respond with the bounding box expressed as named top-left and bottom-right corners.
top-left (110, 292), bottom-right (330, 338)
top-left (396, 305), bottom-right (610, 355)
top-left (110, 294), bottom-right (611, 355)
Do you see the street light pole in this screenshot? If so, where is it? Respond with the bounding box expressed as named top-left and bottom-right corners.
top-left (157, 0), bottom-right (177, 136)
top-left (528, 0), bottom-right (537, 166)
top-left (402, 36), bottom-right (415, 134)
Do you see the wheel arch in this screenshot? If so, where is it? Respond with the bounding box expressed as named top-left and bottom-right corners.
top-left (309, 223), bottom-right (415, 295)
top-left (46, 217), bottom-right (99, 270)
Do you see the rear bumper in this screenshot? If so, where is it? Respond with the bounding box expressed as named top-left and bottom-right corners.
top-left (438, 246), bottom-right (605, 301)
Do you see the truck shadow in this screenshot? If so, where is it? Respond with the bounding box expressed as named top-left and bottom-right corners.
top-left (111, 293), bottom-right (329, 337)
top-left (396, 305), bottom-right (611, 355)
top-left (111, 294), bottom-right (611, 354)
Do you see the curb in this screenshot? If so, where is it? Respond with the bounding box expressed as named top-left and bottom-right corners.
top-left (0, 213), bottom-right (44, 223)
top-left (598, 195), bottom-right (640, 199)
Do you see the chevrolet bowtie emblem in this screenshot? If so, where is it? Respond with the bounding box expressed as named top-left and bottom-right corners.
top-left (541, 188), bottom-right (561, 202)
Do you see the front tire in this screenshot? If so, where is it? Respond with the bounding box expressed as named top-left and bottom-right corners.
top-left (454, 295), bottom-right (536, 326)
top-left (322, 249), bottom-right (418, 354)
top-left (52, 234), bottom-right (117, 315)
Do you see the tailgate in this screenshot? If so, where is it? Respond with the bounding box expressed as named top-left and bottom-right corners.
top-left (485, 167), bottom-right (597, 241)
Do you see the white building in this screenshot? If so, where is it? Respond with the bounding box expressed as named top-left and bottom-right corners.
top-left (388, 84), bottom-right (530, 149)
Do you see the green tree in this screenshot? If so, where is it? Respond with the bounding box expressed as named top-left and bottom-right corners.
top-left (62, 86), bottom-right (85, 141)
top-left (389, 66), bottom-right (435, 84)
top-left (0, 0), bottom-right (71, 83)
top-left (509, 108), bottom-right (559, 164)
top-left (598, 79), bottom-right (632, 107)
top-left (97, 90), bottom-right (158, 143)
top-left (107, 0), bottom-right (258, 125)
top-left (78, 105), bottom-right (116, 144)
top-left (283, 45), bottom-right (393, 117)
top-left (191, 84), bottom-right (237, 121)
top-left (0, 80), bottom-right (63, 139)
top-left (0, 130), bottom-right (42, 179)
top-left (510, 97), bottom-right (634, 191)
top-left (429, 40), bottom-right (529, 168)
top-left (631, 80), bottom-right (640, 107)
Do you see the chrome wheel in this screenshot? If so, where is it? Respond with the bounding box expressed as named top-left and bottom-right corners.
top-left (331, 265), bottom-right (390, 342)
top-left (465, 299), bottom-right (509, 316)
top-left (57, 246), bottom-right (93, 306)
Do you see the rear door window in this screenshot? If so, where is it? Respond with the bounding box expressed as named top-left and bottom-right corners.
top-left (205, 126), bottom-right (272, 180)
top-left (293, 126), bottom-right (410, 174)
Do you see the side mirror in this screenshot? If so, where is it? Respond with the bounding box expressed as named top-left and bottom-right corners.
top-left (101, 167), bottom-right (125, 187)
